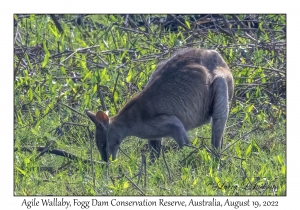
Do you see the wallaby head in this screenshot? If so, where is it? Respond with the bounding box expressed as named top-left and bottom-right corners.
top-left (86, 110), bottom-right (124, 162)
top-left (87, 48), bottom-right (234, 162)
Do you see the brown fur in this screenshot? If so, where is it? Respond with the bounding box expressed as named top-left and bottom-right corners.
top-left (86, 48), bottom-right (234, 162)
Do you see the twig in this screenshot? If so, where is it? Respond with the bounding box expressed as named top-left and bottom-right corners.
top-left (87, 126), bottom-right (96, 191)
top-left (141, 15), bottom-right (152, 34)
top-left (180, 149), bottom-right (198, 164)
top-left (112, 69), bottom-right (121, 113)
top-left (61, 122), bottom-right (88, 128)
top-left (197, 136), bottom-right (210, 140)
top-left (117, 26), bottom-right (149, 36)
top-left (202, 144), bottom-right (220, 159)
top-left (217, 25), bottom-right (233, 37)
top-left (97, 49), bottom-right (137, 55)
top-left (226, 121), bottom-right (243, 129)
top-left (159, 185), bottom-right (169, 191)
top-left (98, 85), bottom-right (107, 111)
top-left (14, 57), bottom-right (22, 81)
top-left (35, 143), bottom-right (53, 159)
top-left (161, 145), bottom-right (172, 182)
top-left (105, 122), bottom-right (109, 195)
top-left (50, 14), bottom-right (64, 33)
top-left (94, 53), bottom-right (108, 66)
top-left (14, 23), bottom-right (23, 45)
top-left (221, 14), bottom-right (236, 42)
top-left (231, 14), bottom-right (248, 28)
top-left (169, 15), bottom-right (189, 30)
top-left (105, 162), bottom-right (109, 195)
top-left (127, 15), bottom-right (138, 28)
top-left (58, 161), bottom-right (72, 171)
top-left (59, 102), bottom-right (88, 118)
top-left (53, 76), bottom-right (82, 80)
top-left (142, 151), bottom-right (147, 189)
top-left (123, 14), bottom-right (129, 27)
top-left (184, 144), bottom-right (220, 159)
top-left (221, 127), bottom-right (260, 154)
top-left (14, 146), bottom-right (105, 165)
top-left (235, 63), bottom-right (285, 73)
top-left (59, 45), bottom-right (100, 64)
top-left (49, 50), bottom-right (73, 59)
top-left (124, 174), bottom-right (146, 196)
top-left (245, 32), bottom-right (258, 43)
top-left (136, 163), bottom-right (142, 186)
top-left (59, 51), bottom-right (77, 64)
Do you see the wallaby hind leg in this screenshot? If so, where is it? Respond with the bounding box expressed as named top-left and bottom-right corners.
top-left (148, 139), bottom-right (161, 163)
top-left (211, 78), bottom-right (229, 150)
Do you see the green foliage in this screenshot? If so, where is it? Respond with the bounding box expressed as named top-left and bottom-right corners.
top-left (14, 14), bottom-right (285, 196)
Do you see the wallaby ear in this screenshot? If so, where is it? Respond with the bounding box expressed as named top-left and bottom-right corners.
top-left (86, 110), bottom-right (98, 124)
top-left (95, 111), bottom-right (109, 126)
top-left (86, 110), bottom-right (109, 127)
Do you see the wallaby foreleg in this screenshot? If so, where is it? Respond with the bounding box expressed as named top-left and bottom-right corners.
top-left (148, 115), bottom-right (190, 148)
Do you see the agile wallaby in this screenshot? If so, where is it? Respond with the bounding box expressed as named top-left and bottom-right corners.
top-left (86, 48), bottom-right (234, 162)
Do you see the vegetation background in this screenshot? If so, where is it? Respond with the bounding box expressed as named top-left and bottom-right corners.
top-left (14, 14), bottom-right (286, 196)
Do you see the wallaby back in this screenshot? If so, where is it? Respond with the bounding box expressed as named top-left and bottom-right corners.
top-left (86, 48), bottom-right (234, 162)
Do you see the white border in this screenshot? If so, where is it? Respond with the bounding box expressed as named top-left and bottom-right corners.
top-left (2, 1), bottom-right (296, 209)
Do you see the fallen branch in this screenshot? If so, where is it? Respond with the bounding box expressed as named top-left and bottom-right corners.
top-left (14, 146), bottom-right (105, 165)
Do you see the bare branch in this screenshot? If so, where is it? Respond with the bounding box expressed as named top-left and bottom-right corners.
top-left (15, 146), bottom-right (105, 165)
top-left (168, 15), bottom-right (189, 30)
top-left (49, 14), bottom-right (64, 33)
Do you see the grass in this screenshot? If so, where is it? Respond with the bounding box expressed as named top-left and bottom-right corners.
top-left (14, 119), bottom-right (286, 196)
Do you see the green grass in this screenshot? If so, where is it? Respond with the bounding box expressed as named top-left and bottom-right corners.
top-left (14, 120), bottom-right (286, 196)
